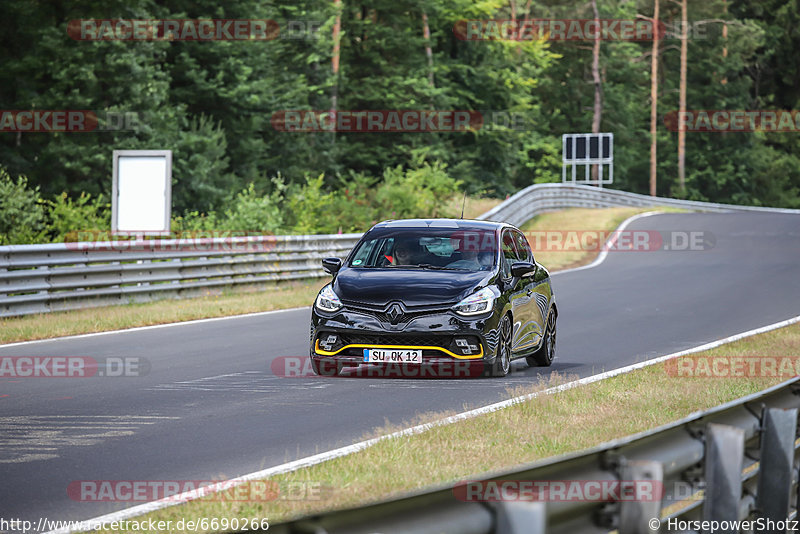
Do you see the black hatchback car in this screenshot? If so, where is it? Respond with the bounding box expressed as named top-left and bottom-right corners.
top-left (309, 219), bottom-right (557, 377)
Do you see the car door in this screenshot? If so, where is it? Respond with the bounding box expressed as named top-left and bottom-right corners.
top-left (513, 229), bottom-right (547, 348)
top-left (500, 229), bottom-right (534, 354)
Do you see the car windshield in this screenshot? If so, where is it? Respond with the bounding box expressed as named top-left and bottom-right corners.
top-left (349, 228), bottom-right (497, 271)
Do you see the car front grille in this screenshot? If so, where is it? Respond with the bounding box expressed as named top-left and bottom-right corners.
top-left (341, 302), bottom-right (452, 324)
top-left (340, 333), bottom-right (450, 348)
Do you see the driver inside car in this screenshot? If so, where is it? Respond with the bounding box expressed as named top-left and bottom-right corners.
top-left (391, 238), bottom-right (422, 265)
top-left (446, 239), bottom-right (482, 270)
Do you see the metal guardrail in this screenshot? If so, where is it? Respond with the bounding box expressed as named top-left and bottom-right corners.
top-left (267, 378), bottom-right (800, 534)
top-left (477, 183), bottom-right (800, 227)
top-left (0, 234), bottom-right (361, 317)
top-left (2, 183), bottom-right (799, 317)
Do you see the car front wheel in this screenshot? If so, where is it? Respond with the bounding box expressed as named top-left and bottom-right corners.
top-left (489, 314), bottom-right (512, 377)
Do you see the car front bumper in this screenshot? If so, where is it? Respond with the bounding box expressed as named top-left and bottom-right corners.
top-left (310, 306), bottom-right (502, 368)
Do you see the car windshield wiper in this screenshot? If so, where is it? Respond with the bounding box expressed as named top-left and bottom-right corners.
top-left (379, 264), bottom-right (465, 270)
top-left (414, 263), bottom-right (463, 270)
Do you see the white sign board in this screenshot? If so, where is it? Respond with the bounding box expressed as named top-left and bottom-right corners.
top-left (112, 150), bottom-right (172, 235)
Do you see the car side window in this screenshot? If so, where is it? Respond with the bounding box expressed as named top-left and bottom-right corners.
top-left (351, 237), bottom-right (380, 265)
top-left (513, 230), bottom-right (533, 263)
top-left (500, 230), bottom-right (518, 278)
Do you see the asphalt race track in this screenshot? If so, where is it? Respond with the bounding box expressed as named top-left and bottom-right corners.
top-left (1, 212), bottom-right (799, 525)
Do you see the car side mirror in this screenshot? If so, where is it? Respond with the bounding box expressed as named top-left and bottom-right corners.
top-left (510, 261), bottom-right (536, 278)
top-left (507, 261), bottom-right (536, 289)
top-left (322, 257), bottom-right (342, 275)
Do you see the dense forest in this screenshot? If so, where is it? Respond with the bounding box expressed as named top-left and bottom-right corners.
top-left (1, 0), bottom-right (799, 243)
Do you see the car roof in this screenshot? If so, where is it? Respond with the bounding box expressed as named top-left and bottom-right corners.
top-left (371, 218), bottom-right (514, 232)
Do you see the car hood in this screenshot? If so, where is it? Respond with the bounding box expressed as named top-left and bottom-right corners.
top-left (333, 267), bottom-right (491, 307)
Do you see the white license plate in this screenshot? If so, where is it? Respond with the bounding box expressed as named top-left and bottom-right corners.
top-left (363, 348), bottom-right (422, 363)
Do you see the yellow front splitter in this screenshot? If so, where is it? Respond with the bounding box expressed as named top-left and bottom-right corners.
top-left (314, 340), bottom-right (484, 360)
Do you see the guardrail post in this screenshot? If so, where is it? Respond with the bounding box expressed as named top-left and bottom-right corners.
top-left (492, 501), bottom-right (546, 534)
top-left (619, 460), bottom-right (664, 534)
top-left (703, 423), bottom-right (744, 532)
top-left (0, 265), bottom-right (6, 299)
top-left (756, 407), bottom-right (798, 530)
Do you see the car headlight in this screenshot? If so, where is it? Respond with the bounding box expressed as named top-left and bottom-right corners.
top-left (452, 287), bottom-right (498, 316)
top-left (315, 283), bottom-right (342, 312)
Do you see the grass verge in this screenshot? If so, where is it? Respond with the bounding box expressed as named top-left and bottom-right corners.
top-left (99, 320), bottom-right (799, 532)
top-left (0, 205), bottom-right (670, 345)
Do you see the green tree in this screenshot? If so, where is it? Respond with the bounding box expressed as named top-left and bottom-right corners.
top-left (46, 191), bottom-right (110, 242)
top-left (0, 168), bottom-right (47, 245)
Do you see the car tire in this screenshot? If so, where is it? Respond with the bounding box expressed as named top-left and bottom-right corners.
top-left (527, 310), bottom-right (556, 367)
top-left (311, 358), bottom-right (341, 376)
top-left (489, 314), bottom-right (512, 377)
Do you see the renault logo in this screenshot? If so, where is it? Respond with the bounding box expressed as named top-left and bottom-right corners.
top-left (386, 304), bottom-right (403, 324)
